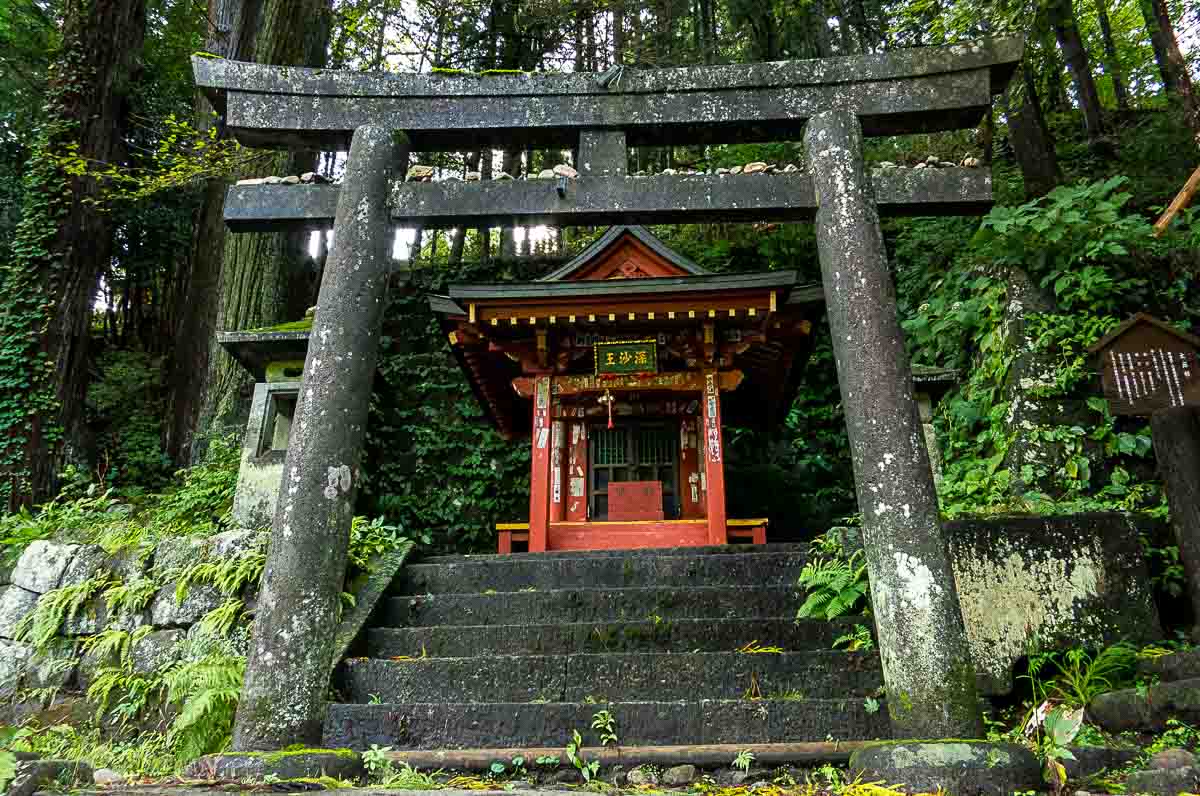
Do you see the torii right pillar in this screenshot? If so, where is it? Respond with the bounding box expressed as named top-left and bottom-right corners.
top-left (805, 109), bottom-right (983, 738)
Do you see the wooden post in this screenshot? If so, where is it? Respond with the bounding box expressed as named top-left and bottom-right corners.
top-left (550, 420), bottom-right (566, 523)
top-left (1151, 407), bottom-right (1200, 623)
top-left (702, 369), bottom-right (727, 545)
top-left (528, 376), bottom-right (552, 551)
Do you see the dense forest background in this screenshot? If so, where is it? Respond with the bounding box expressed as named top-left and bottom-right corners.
top-left (1, 0), bottom-right (1199, 553)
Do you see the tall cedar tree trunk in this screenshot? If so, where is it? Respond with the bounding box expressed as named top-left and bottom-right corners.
top-left (197, 0), bottom-right (333, 440)
top-left (4, 0), bottom-right (147, 505)
top-left (1094, 0), bottom-right (1131, 111)
top-left (163, 0), bottom-right (262, 465)
top-left (1048, 0), bottom-right (1105, 146)
top-left (1010, 59), bottom-right (1061, 199)
top-left (1138, 0), bottom-right (1200, 141)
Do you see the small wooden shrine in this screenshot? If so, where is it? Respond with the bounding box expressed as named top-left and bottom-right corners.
top-left (431, 226), bottom-right (822, 552)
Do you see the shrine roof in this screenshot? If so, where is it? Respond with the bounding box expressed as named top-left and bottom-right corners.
top-left (1087, 313), bottom-right (1200, 353)
top-left (447, 270), bottom-right (798, 302)
top-left (539, 226), bottom-right (708, 281)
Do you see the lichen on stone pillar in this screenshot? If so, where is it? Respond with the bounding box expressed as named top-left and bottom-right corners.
top-left (231, 124), bottom-right (404, 750)
top-left (805, 109), bottom-right (982, 739)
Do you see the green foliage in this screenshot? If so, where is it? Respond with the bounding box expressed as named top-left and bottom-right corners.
top-left (362, 746), bottom-right (443, 788)
top-left (86, 350), bottom-right (171, 490)
top-left (565, 730), bottom-right (600, 781)
top-left (796, 534), bottom-right (870, 621)
top-left (590, 710), bottom-right (618, 747)
top-left (732, 750), bottom-right (755, 772)
top-left (900, 176), bottom-right (1194, 517)
top-left (15, 575), bottom-right (113, 650)
top-left (173, 545), bottom-right (266, 602)
top-left (143, 436), bottom-right (240, 538)
top-left (833, 623), bottom-right (876, 652)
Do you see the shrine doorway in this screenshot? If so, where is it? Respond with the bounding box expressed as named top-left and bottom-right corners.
top-left (588, 422), bottom-right (680, 520)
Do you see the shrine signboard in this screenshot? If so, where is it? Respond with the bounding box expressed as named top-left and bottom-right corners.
top-left (595, 340), bottom-right (657, 376)
top-left (1088, 313), bottom-right (1200, 416)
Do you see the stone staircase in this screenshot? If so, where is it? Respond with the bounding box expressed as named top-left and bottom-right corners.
top-left (322, 544), bottom-right (890, 751)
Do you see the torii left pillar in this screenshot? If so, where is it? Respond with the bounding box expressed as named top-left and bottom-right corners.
top-left (232, 124), bottom-right (403, 749)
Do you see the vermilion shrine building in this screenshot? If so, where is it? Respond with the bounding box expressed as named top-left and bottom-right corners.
top-left (432, 225), bottom-right (821, 552)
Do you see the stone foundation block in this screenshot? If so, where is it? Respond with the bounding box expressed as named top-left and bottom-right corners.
top-left (1125, 765), bottom-right (1200, 796)
top-left (182, 749), bottom-right (365, 782)
top-left (7, 758), bottom-right (93, 796)
top-left (849, 741), bottom-right (1040, 796)
top-left (1090, 678), bottom-right (1200, 733)
top-left (12, 541), bottom-right (79, 593)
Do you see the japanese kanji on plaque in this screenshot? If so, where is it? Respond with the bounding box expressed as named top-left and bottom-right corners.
top-left (594, 339), bottom-right (658, 376)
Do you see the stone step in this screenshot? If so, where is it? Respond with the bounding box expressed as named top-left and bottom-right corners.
top-left (379, 585), bottom-right (796, 627)
top-left (412, 543), bottom-right (808, 565)
top-left (367, 618), bottom-right (861, 658)
top-left (396, 550), bottom-right (808, 595)
top-left (337, 651), bottom-right (882, 704)
top-left (323, 699), bottom-right (890, 750)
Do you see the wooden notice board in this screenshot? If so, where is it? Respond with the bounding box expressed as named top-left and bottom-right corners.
top-left (1089, 314), bottom-right (1200, 416)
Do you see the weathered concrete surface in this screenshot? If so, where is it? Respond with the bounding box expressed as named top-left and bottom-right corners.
top-left (224, 170), bottom-right (994, 232)
top-left (1090, 677), bottom-right (1200, 733)
top-left (338, 651), bottom-right (883, 703)
top-left (0, 638), bottom-right (32, 699)
top-left (367, 617), bottom-right (856, 658)
top-left (232, 124), bottom-right (403, 750)
top-left (1152, 407), bottom-right (1200, 625)
top-left (323, 699), bottom-right (890, 750)
top-left (849, 741), bottom-right (1039, 796)
top-left (381, 585), bottom-right (795, 626)
top-left (946, 512), bottom-right (1162, 695)
top-left (329, 540), bottom-right (413, 674)
top-left (193, 38), bottom-right (1021, 150)
top-left (806, 109), bottom-right (980, 738)
top-left (183, 750), bottom-right (364, 782)
top-left (231, 380), bottom-right (301, 529)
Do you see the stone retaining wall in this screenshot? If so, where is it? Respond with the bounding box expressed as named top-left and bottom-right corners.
top-left (0, 528), bottom-right (263, 715)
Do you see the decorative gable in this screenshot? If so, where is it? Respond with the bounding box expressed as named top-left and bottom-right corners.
top-left (539, 226), bottom-right (709, 282)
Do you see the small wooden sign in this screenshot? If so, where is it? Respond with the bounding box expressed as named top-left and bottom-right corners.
top-left (595, 339), bottom-right (658, 376)
top-left (1089, 314), bottom-right (1200, 416)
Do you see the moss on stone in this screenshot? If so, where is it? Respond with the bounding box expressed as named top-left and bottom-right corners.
top-left (247, 318), bottom-right (313, 333)
top-left (237, 747), bottom-right (360, 763)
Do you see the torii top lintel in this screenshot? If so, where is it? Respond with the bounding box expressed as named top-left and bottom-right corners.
top-left (193, 37), bottom-right (1022, 153)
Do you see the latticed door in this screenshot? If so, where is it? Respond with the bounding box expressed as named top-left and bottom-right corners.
top-left (589, 423), bottom-right (679, 519)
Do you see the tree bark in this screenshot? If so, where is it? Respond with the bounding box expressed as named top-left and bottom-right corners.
top-left (1094, 0), bottom-right (1130, 111)
top-left (0, 0), bottom-right (147, 505)
top-left (1151, 408), bottom-right (1200, 627)
top-left (194, 0), bottom-right (334, 445)
top-left (1138, 0), bottom-right (1200, 142)
top-left (1009, 61), bottom-right (1061, 199)
top-left (163, 0), bottom-right (262, 466)
top-left (1048, 0), bottom-right (1105, 146)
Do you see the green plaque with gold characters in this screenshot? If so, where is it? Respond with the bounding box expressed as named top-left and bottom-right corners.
top-left (595, 339), bottom-right (658, 376)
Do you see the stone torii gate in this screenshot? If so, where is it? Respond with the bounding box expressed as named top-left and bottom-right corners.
top-left (192, 38), bottom-right (1022, 750)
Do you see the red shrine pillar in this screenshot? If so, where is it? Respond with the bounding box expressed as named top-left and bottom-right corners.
top-left (529, 375), bottom-right (552, 551)
top-left (702, 369), bottom-right (728, 545)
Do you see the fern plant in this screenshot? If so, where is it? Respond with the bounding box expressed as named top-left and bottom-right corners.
top-left (15, 575), bottom-right (114, 650)
top-left (796, 550), bottom-right (870, 620)
top-left (161, 650), bottom-right (245, 761)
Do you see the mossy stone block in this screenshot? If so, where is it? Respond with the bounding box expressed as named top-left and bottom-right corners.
top-left (849, 740), bottom-right (1039, 796)
top-left (183, 749), bottom-right (364, 782)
